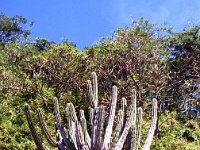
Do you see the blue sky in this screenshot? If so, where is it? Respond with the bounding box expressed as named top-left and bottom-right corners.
top-left (1, 0), bottom-right (200, 50)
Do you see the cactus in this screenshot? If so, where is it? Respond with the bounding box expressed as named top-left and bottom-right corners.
top-left (24, 72), bottom-right (157, 150)
top-left (142, 98), bottom-right (157, 150)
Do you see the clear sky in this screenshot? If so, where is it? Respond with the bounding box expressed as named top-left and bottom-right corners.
top-left (1, 0), bottom-right (200, 50)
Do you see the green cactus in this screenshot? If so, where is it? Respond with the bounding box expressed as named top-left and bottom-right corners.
top-left (24, 72), bottom-right (157, 150)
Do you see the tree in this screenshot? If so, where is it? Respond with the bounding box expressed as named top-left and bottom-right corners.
top-left (0, 13), bottom-right (31, 44)
top-left (24, 43), bottom-right (89, 110)
top-left (168, 25), bottom-right (200, 118)
top-left (34, 38), bottom-right (55, 52)
top-left (86, 18), bottom-right (170, 107)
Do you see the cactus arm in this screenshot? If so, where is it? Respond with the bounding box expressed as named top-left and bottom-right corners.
top-left (54, 98), bottom-right (76, 149)
top-left (66, 103), bottom-right (72, 128)
top-left (102, 86), bottom-right (118, 150)
top-left (87, 79), bottom-right (95, 147)
top-left (92, 72), bottom-right (98, 108)
top-left (57, 140), bottom-right (65, 150)
top-left (80, 109), bottom-right (91, 148)
top-left (75, 121), bottom-right (86, 150)
top-left (54, 97), bottom-right (62, 126)
top-left (89, 107), bottom-right (94, 126)
top-left (91, 106), bottom-right (105, 150)
top-left (121, 97), bottom-right (127, 130)
top-left (69, 103), bottom-right (78, 122)
top-left (59, 124), bottom-right (77, 149)
top-left (36, 108), bottom-right (57, 147)
top-left (87, 72), bottom-right (98, 109)
top-left (114, 115), bottom-right (132, 150)
top-left (90, 107), bottom-right (99, 149)
top-left (66, 103), bottom-right (78, 149)
top-left (24, 104), bottom-right (46, 150)
top-left (142, 98), bottom-right (158, 150)
top-left (111, 109), bottom-right (124, 149)
top-left (88, 73), bottom-right (99, 149)
top-left (69, 103), bottom-right (79, 149)
top-left (91, 106), bottom-right (106, 150)
top-left (135, 107), bottom-right (143, 150)
top-left (89, 73), bottom-right (101, 149)
top-left (87, 80), bottom-right (94, 108)
top-left (122, 97), bottom-right (127, 113)
top-left (114, 89), bottom-right (137, 150)
top-left (56, 130), bottom-right (65, 150)
top-left (95, 106), bottom-right (105, 150)
top-left (130, 89), bottom-right (137, 150)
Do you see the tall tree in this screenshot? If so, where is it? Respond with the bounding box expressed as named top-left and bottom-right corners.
top-left (0, 13), bottom-right (31, 44)
top-left (168, 25), bottom-right (200, 116)
top-left (86, 18), bottom-right (170, 107)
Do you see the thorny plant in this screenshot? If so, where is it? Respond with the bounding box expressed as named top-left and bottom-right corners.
top-left (24, 72), bottom-right (157, 150)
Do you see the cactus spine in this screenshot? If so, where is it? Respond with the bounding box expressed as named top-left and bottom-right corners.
top-left (24, 72), bottom-right (157, 150)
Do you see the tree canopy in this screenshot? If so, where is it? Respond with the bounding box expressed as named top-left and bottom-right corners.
top-left (0, 13), bottom-right (31, 44)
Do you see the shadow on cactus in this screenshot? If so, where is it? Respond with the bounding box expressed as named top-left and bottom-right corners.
top-left (24, 72), bottom-right (157, 150)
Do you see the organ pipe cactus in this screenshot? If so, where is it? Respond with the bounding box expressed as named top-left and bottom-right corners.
top-left (24, 72), bottom-right (157, 150)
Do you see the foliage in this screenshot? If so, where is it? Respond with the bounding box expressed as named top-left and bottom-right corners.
top-left (167, 25), bottom-right (200, 117)
top-left (0, 13), bottom-right (199, 149)
top-left (150, 111), bottom-right (200, 150)
top-left (86, 18), bottom-right (171, 107)
top-left (34, 38), bottom-right (55, 52)
top-left (23, 43), bottom-right (89, 113)
top-left (0, 13), bottom-right (31, 44)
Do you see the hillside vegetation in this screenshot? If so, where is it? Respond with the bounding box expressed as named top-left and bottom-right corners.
top-left (0, 13), bottom-right (199, 149)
